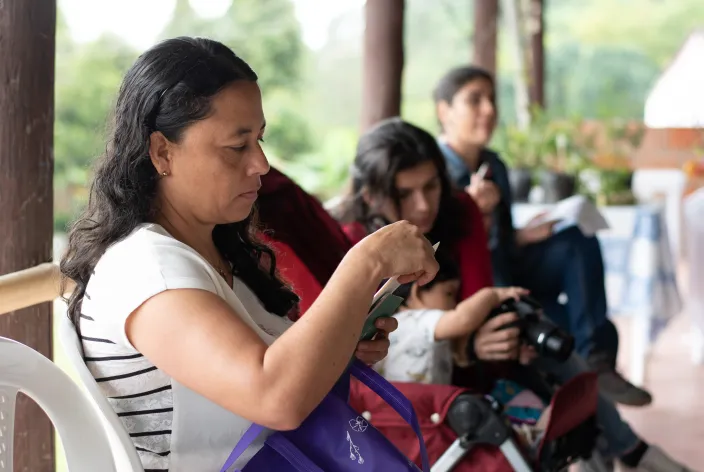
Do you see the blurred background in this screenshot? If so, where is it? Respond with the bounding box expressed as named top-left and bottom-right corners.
top-left (53, 0), bottom-right (704, 227)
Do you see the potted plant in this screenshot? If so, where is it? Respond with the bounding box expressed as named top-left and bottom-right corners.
top-left (589, 120), bottom-right (643, 205)
top-left (534, 116), bottom-right (593, 203)
top-left (490, 127), bottom-right (536, 202)
top-left (593, 168), bottom-right (635, 205)
top-left (490, 109), bottom-right (559, 202)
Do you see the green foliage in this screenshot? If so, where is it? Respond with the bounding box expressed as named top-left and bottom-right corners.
top-left (491, 110), bottom-right (593, 175)
top-left (52, 0), bottom-right (704, 228)
top-left (161, 0), bottom-right (312, 162)
top-left (53, 0), bottom-right (310, 230)
top-left (54, 25), bottom-right (137, 231)
top-left (278, 127), bottom-right (359, 200)
top-left (551, 0), bottom-right (704, 67)
top-left (547, 43), bottom-right (661, 120)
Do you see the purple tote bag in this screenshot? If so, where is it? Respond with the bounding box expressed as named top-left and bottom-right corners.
top-left (221, 359), bottom-right (430, 472)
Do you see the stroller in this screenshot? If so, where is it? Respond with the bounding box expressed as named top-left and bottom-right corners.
top-left (350, 366), bottom-right (601, 472)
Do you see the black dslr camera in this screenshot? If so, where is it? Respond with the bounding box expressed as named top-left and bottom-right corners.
top-left (489, 295), bottom-right (574, 362)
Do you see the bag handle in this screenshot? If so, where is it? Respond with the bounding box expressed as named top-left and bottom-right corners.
top-left (221, 423), bottom-right (264, 471)
top-left (226, 424), bottom-right (324, 472)
top-left (348, 359), bottom-right (431, 472)
top-left (222, 359), bottom-right (430, 472)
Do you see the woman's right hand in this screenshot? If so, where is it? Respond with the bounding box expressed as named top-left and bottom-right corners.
top-left (355, 220), bottom-right (440, 286)
top-left (473, 311), bottom-right (522, 361)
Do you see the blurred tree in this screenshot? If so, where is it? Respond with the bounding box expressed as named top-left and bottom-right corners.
top-left (53, 0), bottom-right (704, 209)
top-left (551, 0), bottom-right (704, 67)
top-left (54, 15), bottom-right (136, 230)
top-left (53, 0), bottom-right (311, 230)
top-left (547, 44), bottom-right (661, 120)
top-left (161, 0), bottom-right (312, 160)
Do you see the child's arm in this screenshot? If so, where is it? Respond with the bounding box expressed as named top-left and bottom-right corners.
top-left (433, 287), bottom-right (528, 341)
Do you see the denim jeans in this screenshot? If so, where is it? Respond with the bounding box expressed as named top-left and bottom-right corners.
top-left (514, 226), bottom-right (615, 359)
top-left (533, 353), bottom-right (640, 459)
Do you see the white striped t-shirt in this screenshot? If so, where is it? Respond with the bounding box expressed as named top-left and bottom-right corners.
top-left (79, 223), bottom-right (293, 471)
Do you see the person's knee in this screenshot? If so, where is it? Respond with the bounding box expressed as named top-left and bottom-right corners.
top-left (555, 226), bottom-right (602, 256)
top-left (552, 225), bottom-right (587, 245)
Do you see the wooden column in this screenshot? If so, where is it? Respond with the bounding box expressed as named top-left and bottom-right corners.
top-left (360, 0), bottom-right (405, 131)
top-left (528, 0), bottom-right (545, 108)
top-left (0, 1), bottom-right (57, 470)
top-left (473, 0), bottom-right (499, 76)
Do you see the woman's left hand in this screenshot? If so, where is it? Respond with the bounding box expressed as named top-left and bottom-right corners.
top-left (355, 317), bottom-right (398, 365)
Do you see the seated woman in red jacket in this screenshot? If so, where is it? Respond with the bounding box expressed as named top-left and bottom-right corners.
top-left (335, 117), bottom-right (522, 364)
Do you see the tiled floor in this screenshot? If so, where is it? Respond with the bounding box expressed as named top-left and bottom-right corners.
top-left (613, 313), bottom-right (704, 469)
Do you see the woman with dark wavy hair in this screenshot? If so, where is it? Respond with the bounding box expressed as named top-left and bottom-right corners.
top-left (336, 117), bottom-right (516, 364)
top-left (60, 37), bottom-right (438, 471)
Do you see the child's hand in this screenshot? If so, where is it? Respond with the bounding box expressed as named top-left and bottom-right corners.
top-left (493, 286), bottom-right (530, 302)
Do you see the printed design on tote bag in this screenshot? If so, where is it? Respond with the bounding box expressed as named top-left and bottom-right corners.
top-left (349, 415), bottom-right (369, 433)
top-left (346, 431), bottom-right (365, 464)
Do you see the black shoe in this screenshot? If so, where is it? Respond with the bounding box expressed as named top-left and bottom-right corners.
top-left (588, 353), bottom-right (653, 407)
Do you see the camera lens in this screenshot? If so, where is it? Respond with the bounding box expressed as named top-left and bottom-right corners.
top-left (524, 321), bottom-right (575, 362)
top-left (543, 332), bottom-right (574, 362)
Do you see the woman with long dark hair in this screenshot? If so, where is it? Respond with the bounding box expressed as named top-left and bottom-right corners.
top-left (60, 37), bottom-right (438, 471)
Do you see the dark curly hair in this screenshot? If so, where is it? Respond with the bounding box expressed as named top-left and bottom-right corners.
top-left (60, 37), bottom-right (299, 329)
top-left (335, 117), bottom-right (464, 245)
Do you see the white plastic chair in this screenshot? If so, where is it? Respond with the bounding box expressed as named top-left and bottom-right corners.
top-left (0, 337), bottom-right (116, 472)
top-left (58, 315), bottom-right (144, 472)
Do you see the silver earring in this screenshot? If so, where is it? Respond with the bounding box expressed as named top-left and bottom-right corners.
top-left (161, 171), bottom-right (168, 176)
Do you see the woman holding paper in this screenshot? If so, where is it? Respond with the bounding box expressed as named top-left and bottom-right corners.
top-left (432, 65), bottom-right (652, 408)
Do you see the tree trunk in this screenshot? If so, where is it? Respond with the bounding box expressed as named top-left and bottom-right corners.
top-left (501, 0), bottom-right (531, 128)
top-left (472, 0), bottom-right (499, 76)
top-left (0, 1), bottom-right (57, 471)
top-left (527, 0), bottom-right (545, 108)
top-left (360, 0), bottom-right (405, 131)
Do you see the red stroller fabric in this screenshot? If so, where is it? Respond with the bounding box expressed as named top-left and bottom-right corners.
top-left (349, 380), bottom-right (516, 472)
top-left (350, 374), bottom-right (599, 471)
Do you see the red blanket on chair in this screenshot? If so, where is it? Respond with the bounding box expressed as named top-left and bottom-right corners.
top-left (258, 167), bottom-right (353, 314)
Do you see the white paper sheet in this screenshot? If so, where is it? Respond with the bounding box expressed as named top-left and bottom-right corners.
top-left (525, 195), bottom-right (610, 236)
